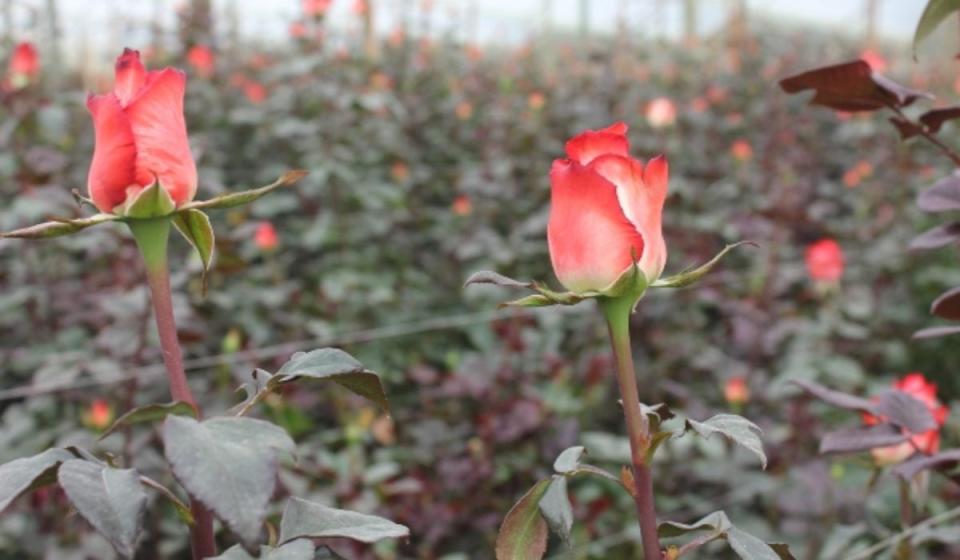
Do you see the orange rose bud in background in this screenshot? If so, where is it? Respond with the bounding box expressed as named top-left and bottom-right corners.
top-left (805, 238), bottom-right (844, 283)
top-left (186, 44), bottom-right (215, 77)
top-left (452, 195), bottom-right (472, 216)
top-left (8, 41), bottom-right (39, 87)
top-left (548, 123), bottom-right (668, 292)
top-left (724, 376), bottom-right (750, 406)
top-left (86, 48), bottom-right (197, 214)
top-left (254, 222), bottom-right (279, 251)
top-left (82, 399), bottom-right (114, 431)
top-left (865, 373), bottom-right (948, 466)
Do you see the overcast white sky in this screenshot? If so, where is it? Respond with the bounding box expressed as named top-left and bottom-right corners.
top-left (10, 1), bottom-right (932, 65)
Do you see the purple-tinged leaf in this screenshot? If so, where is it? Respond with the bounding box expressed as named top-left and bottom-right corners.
top-left (277, 497), bottom-right (409, 544)
top-left (875, 390), bottom-right (937, 433)
top-left (919, 105), bottom-right (960, 132)
top-left (99, 401), bottom-right (197, 441)
top-left (495, 479), bottom-right (550, 560)
top-left (913, 325), bottom-right (960, 339)
top-left (819, 424), bottom-right (907, 454)
top-left (910, 222), bottom-right (960, 251)
top-left (931, 286), bottom-right (960, 320)
top-left (891, 449), bottom-right (960, 481)
top-left (890, 117), bottom-right (923, 140)
top-left (791, 379), bottom-right (876, 413)
top-left (780, 60), bottom-right (931, 112)
top-left (0, 448), bottom-right (77, 513)
top-left (918, 174), bottom-right (960, 213)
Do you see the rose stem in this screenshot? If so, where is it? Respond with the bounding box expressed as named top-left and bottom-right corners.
top-left (600, 296), bottom-right (662, 560)
top-left (129, 218), bottom-right (217, 559)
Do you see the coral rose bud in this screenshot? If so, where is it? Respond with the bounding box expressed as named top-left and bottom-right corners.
top-left (548, 122), bottom-right (668, 292)
top-left (805, 238), bottom-right (844, 283)
top-left (724, 377), bottom-right (750, 406)
top-left (82, 399), bottom-right (114, 431)
top-left (186, 44), bottom-right (215, 77)
top-left (86, 48), bottom-right (197, 214)
top-left (8, 41), bottom-right (39, 87)
top-left (254, 222), bottom-right (279, 251)
top-left (865, 373), bottom-right (948, 466)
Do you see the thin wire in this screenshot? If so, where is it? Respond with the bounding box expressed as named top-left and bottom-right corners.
top-left (0, 305), bottom-right (569, 403)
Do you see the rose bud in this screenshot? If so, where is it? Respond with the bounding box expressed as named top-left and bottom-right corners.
top-left (548, 122), bottom-right (668, 292)
top-left (864, 373), bottom-right (948, 466)
top-left (724, 376), bottom-right (750, 407)
top-left (186, 44), bottom-right (215, 78)
top-left (8, 41), bottom-right (39, 88)
top-left (86, 48), bottom-right (197, 215)
top-left (645, 97), bottom-right (676, 129)
top-left (81, 399), bottom-right (114, 431)
top-left (254, 222), bottom-right (279, 251)
top-left (805, 238), bottom-right (844, 283)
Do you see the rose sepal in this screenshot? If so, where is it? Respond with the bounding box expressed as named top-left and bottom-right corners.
top-left (650, 241), bottom-right (756, 289)
top-left (465, 259), bottom-right (649, 309)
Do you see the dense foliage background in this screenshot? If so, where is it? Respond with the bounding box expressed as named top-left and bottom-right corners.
top-left (2, 2), bottom-right (960, 558)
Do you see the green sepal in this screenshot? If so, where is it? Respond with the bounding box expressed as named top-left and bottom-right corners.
top-left (182, 170), bottom-right (308, 212)
top-left (1, 213), bottom-right (121, 239)
top-left (120, 181), bottom-right (177, 219)
top-left (651, 241), bottom-right (755, 289)
top-left (172, 209), bottom-right (216, 294)
top-left (468, 260), bottom-right (649, 310)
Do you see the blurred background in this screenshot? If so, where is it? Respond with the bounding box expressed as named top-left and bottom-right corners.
top-left (2, 0), bottom-right (960, 558)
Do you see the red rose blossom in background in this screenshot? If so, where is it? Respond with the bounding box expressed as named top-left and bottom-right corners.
top-left (452, 195), bottom-right (472, 216)
top-left (805, 238), bottom-right (844, 283)
top-left (186, 44), bottom-right (215, 77)
top-left (730, 139), bottom-right (752, 162)
top-left (303, 0), bottom-right (332, 17)
top-left (86, 48), bottom-right (197, 213)
top-left (290, 21), bottom-right (308, 39)
top-left (82, 399), bottom-right (114, 430)
top-left (548, 122), bottom-right (668, 291)
top-left (243, 80), bottom-right (267, 104)
top-left (864, 373), bottom-right (948, 466)
top-left (255, 222), bottom-right (279, 251)
top-left (8, 41), bottom-right (39, 85)
top-left (860, 48), bottom-right (887, 73)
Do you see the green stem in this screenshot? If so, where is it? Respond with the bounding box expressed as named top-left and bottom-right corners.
top-left (128, 218), bottom-right (217, 559)
top-left (898, 479), bottom-right (914, 559)
top-left (600, 296), bottom-right (662, 560)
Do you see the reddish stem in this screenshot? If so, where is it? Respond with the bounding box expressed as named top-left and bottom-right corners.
top-left (131, 219), bottom-right (216, 559)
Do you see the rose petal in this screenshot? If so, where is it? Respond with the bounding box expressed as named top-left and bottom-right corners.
top-left (564, 122), bottom-right (630, 165)
top-left (113, 48), bottom-right (147, 107)
top-left (124, 68), bottom-right (197, 206)
top-left (86, 93), bottom-right (138, 213)
top-left (547, 159), bottom-right (643, 292)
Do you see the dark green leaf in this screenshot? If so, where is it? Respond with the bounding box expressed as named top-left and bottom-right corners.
top-left (278, 497), bottom-right (409, 544)
top-left (0, 448), bottom-right (76, 512)
top-left (58, 460), bottom-right (147, 559)
top-left (99, 401), bottom-right (197, 441)
top-left (162, 415), bottom-right (295, 549)
top-left (552, 446), bottom-right (585, 474)
top-left (659, 510), bottom-right (731, 539)
top-left (727, 527), bottom-right (785, 560)
top-left (684, 414), bottom-right (767, 468)
top-left (184, 171), bottom-right (308, 211)
top-left (276, 348), bottom-right (390, 413)
top-left (538, 476), bottom-right (572, 545)
top-left (495, 478), bottom-right (550, 560)
top-left (914, 0), bottom-right (960, 53)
